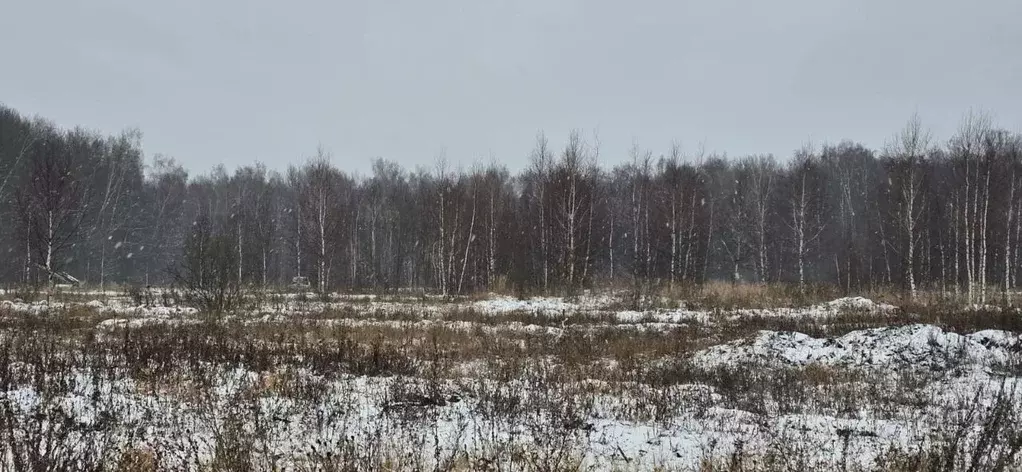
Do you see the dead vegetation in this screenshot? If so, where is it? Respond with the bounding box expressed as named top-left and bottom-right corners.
top-left (0, 286), bottom-right (1019, 470)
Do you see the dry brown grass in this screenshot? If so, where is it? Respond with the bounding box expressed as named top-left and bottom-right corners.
top-left (113, 447), bottom-right (159, 472)
top-left (646, 281), bottom-right (842, 310)
top-left (0, 287), bottom-right (1018, 471)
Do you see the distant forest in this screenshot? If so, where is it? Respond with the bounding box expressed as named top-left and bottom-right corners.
top-left (1, 104), bottom-right (1020, 301)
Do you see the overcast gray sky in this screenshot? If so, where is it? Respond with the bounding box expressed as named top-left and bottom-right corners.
top-left (2, 0), bottom-right (1020, 174)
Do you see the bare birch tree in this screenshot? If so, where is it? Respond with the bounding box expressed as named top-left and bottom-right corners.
top-left (885, 114), bottom-right (931, 300)
top-left (17, 133), bottom-right (87, 286)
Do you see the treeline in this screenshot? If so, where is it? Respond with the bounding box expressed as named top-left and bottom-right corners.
top-left (1, 104), bottom-right (1020, 301)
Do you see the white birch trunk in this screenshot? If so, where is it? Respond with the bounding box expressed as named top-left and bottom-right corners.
top-left (458, 195), bottom-right (476, 294)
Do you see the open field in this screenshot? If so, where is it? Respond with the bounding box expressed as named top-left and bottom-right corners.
top-left (0, 288), bottom-right (1020, 471)
top-left (4, 4), bottom-right (1022, 470)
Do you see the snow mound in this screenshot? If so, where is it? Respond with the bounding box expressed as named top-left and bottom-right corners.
top-left (96, 318), bottom-right (202, 330)
top-left (0, 299), bottom-right (196, 318)
top-left (472, 295), bottom-right (614, 315)
top-left (113, 305), bottom-right (198, 317)
top-left (820, 296), bottom-right (897, 312)
top-left (693, 324), bottom-right (1021, 371)
top-left (0, 300), bottom-right (59, 314)
top-left (615, 309), bottom-right (707, 324)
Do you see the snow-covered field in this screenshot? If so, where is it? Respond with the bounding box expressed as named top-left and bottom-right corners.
top-left (0, 291), bottom-right (1019, 471)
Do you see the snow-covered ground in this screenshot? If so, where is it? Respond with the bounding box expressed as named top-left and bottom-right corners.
top-left (0, 291), bottom-right (1019, 470)
top-left (693, 324), bottom-right (1021, 371)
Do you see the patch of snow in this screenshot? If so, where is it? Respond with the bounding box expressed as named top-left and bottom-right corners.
top-left (473, 296), bottom-right (579, 315)
top-left (0, 300), bottom-right (61, 314)
top-left (614, 310), bottom-right (645, 322)
top-left (96, 318), bottom-right (203, 330)
top-left (822, 296), bottom-right (898, 312)
top-left (693, 324), bottom-right (1021, 372)
top-left (472, 293), bottom-right (619, 315)
top-left (608, 297), bottom-right (897, 327)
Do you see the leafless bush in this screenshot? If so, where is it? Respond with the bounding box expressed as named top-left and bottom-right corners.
top-left (876, 382), bottom-right (1022, 472)
top-left (3, 284), bottom-right (42, 303)
top-left (171, 218), bottom-right (244, 313)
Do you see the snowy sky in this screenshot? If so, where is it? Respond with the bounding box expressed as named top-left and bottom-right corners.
top-left (2, 0), bottom-right (1021, 174)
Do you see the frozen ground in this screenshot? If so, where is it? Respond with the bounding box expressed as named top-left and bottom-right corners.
top-left (0, 290), bottom-right (1019, 470)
